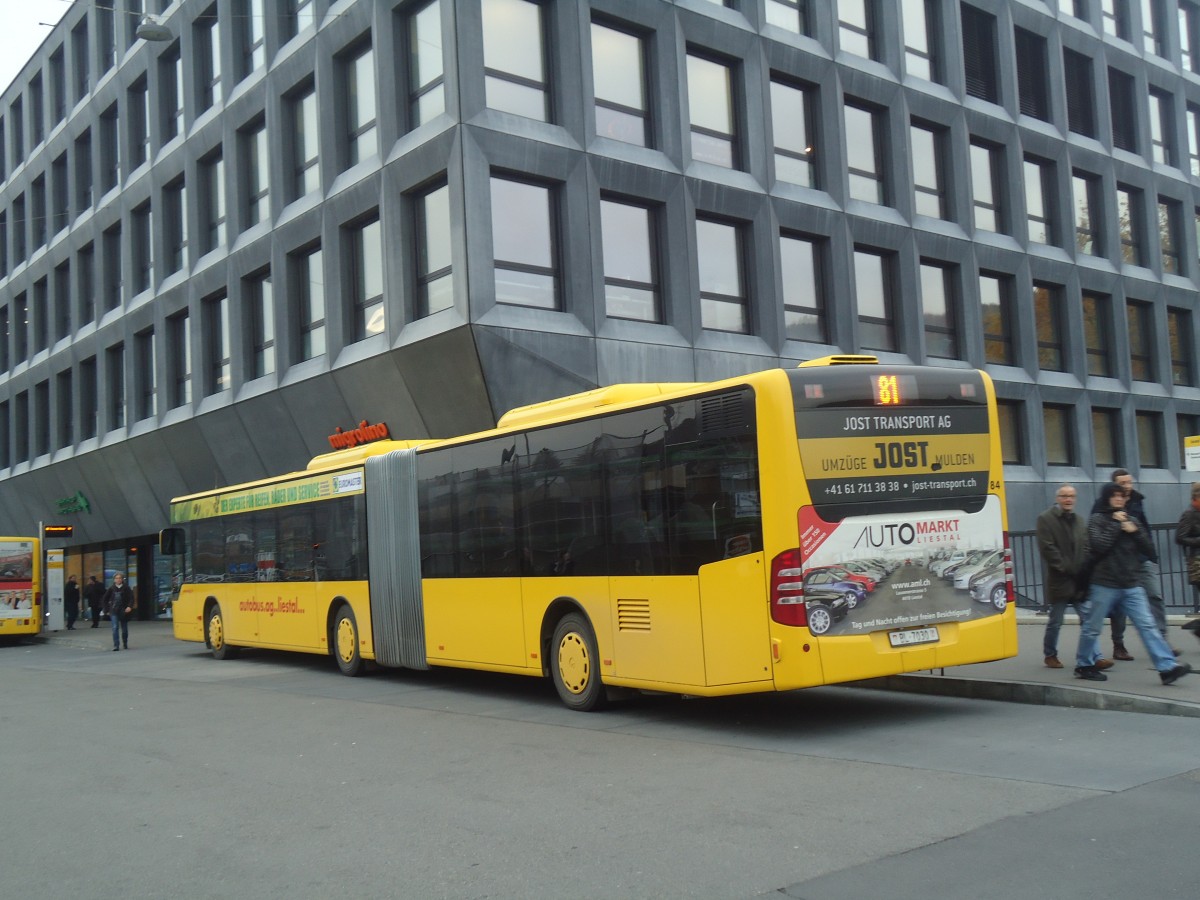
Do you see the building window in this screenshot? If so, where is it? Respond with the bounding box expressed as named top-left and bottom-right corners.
top-left (1159, 198), bottom-right (1182, 275)
top-left (1033, 283), bottom-right (1065, 371)
top-left (1148, 90), bottom-right (1174, 167)
top-left (771, 78), bottom-right (815, 188)
top-left (980, 272), bottom-right (1013, 365)
top-left (1063, 49), bottom-right (1095, 138)
top-left (200, 151), bottom-right (226, 255)
top-left (9, 98), bottom-right (22, 173)
top-left (168, 312), bottom-right (191, 409)
top-left (1117, 185), bottom-right (1143, 265)
top-left (97, 4), bottom-right (116, 73)
top-left (1136, 411), bottom-right (1164, 468)
top-left (599, 198), bottom-right (660, 323)
top-left (1144, 0), bottom-right (1166, 53)
top-left (970, 140), bottom-right (1001, 233)
top-left (839, 0), bottom-right (877, 59)
top-left (347, 216), bottom-right (384, 341)
top-left (1181, 414), bottom-right (1200, 462)
top-left (1109, 68), bottom-right (1137, 153)
top-left (854, 248), bottom-right (895, 351)
top-left (409, 0), bottom-right (445, 127)
top-left (13, 393), bottom-right (28, 463)
top-left (1073, 171), bottom-right (1100, 255)
top-left (49, 48), bottom-right (66, 125)
top-left (135, 328), bottom-right (155, 421)
top-left (0, 401), bottom-right (10, 468)
top-left (592, 21), bottom-right (649, 148)
top-left (71, 19), bottom-right (89, 103)
top-left (780, 233), bottom-right (826, 343)
top-left (1188, 106), bottom-right (1200, 177)
top-left (845, 101), bottom-right (884, 204)
top-left (246, 270), bottom-right (274, 378)
top-left (1043, 405), bottom-right (1076, 466)
top-left (903, 0), bottom-right (938, 81)
top-left (106, 343), bottom-right (125, 431)
top-left (766, 0), bottom-right (809, 34)
top-left (289, 83), bottom-right (319, 201)
top-left (697, 218), bottom-right (748, 333)
top-left (416, 182), bottom-right (453, 317)
top-left (102, 224), bottom-right (122, 311)
top-left (1183, 2), bottom-right (1200, 74)
top-left (164, 176), bottom-right (187, 273)
top-left (54, 261), bottom-right (70, 342)
top-left (204, 292), bottom-right (230, 395)
top-left (8, 293), bottom-right (21, 363)
top-left (240, 118), bottom-right (269, 229)
top-left (237, 0), bottom-right (266, 80)
top-left (79, 358), bottom-right (97, 441)
top-left (0, 307), bottom-right (7, 371)
top-left (128, 77), bottom-right (149, 169)
top-left (1083, 293), bottom-right (1114, 377)
top-left (292, 245), bottom-right (325, 361)
top-left (342, 42), bottom-right (377, 168)
top-left (1127, 301), bottom-right (1154, 381)
top-left (1015, 28), bottom-right (1049, 121)
top-left (920, 261), bottom-right (958, 360)
top-left (284, 0), bottom-right (316, 40)
top-left (0, 213), bottom-right (5, 276)
top-left (74, 129), bottom-right (92, 213)
top-left (77, 243), bottom-right (95, 325)
top-left (29, 76), bottom-right (44, 148)
top-left (51, 153), bottom-right (69, 235)
top-left (31, 176), bottom-right (47, 250)
top-left (56, 369), bottom-right (73, 449)
top-left (32, 278), bottom-right (48, 354)
top-left (34, 380), bottom-right (52, 458)
top-left (160, 43), bottom-right (184, 143)
top-left (132, 202), bottom-right (153, 294)
top-left (12, 193), bottom-right (25, 263)
top-left (687, 52), bottom-right (738, 169)
top-left (483, 0), bottom-right (548, 122)
top-left (1102, 0), bottom-right (1131, 39)
top-left (491, 176), bottom-right (558, 310)
top-left (1169, 308), bottom-right (1194, 387)
top-left (196, 5), bottom-right (221, 113)
top-left (961, 4), bottom-right (998, 103)
top-left (99, 103), bottom-right (119, 193)
top-left (1092, 408), bottom-right (1120, 468)
top-left (1024, 157), bottom-right (1055, 246)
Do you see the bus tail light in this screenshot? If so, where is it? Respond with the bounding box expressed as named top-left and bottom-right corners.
top-left (771, 549), bottom-right (808, 627)
top-left (1002, 532), bottom-right (1015, 606)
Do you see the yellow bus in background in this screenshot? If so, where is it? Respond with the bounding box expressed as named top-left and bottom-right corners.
top-left (0, 537), bottom-right (41, 639)
top-left (161, 357), bottom-right (1017, 710)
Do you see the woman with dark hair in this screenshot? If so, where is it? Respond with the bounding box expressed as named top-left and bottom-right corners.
top-left (1073, 484), bottom-right (1191, 684)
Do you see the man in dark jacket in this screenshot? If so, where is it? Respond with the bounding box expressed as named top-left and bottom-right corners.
top-left (63, 574), bottom-right (80, 630)
top-left (1037, 484), bottom-right (1104, 669)
top-left (1074, 484), bottom-right (1191, 684)
top-left (84, 575), bottom-right (105, 627)
top-left (103, 573), bottom-right (135, 651)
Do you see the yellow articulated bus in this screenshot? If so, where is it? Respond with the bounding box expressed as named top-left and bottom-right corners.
top-left (161, 357), bottom-right (1017, 710)
top-left (0, 537), bottom-right (41, 639)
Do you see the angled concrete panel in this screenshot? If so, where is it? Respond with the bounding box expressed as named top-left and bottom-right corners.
top-left (393, 326), bottom-right (494, 438)
top-left (473, 326), bottom-right (599, 421)
top-left (193, 407), bottom-right (269, 492)
top-left (329, 354), bottom-right (429, 442)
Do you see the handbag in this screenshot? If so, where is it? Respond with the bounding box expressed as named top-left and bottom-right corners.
top-left (1187, 555), bottom-right (1200, 587)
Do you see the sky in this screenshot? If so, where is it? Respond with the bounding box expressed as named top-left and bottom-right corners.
top-left (0, 0), bottom-right (71, 96)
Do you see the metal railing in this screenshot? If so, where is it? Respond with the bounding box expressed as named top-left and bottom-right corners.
top-left (1010, 524), bottom-right (1200, 614)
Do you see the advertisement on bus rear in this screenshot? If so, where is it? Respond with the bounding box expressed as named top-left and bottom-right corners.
top-left (0, 542), bottom-right (36, 619)
top-left (796, 496), bottom-right (1006, 638)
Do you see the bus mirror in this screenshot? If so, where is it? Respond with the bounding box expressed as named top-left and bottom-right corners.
top-left (160, 527), bottom-right (186, 556)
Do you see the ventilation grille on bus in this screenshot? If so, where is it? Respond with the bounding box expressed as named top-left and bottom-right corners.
top-left (699, 392), bottom-right (748, 434)
top-left (617, 598), bottom-right (652, 632)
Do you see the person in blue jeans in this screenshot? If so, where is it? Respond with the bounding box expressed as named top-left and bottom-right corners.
top-left (1075, 483), bottom-right (1191, 684)
top-left (103, 573), bottom-right (136, 651)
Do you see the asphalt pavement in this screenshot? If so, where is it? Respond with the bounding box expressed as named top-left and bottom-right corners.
top-left (35, 609), bottom-right (1200, 718)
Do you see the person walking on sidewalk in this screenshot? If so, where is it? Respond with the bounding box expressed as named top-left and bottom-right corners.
top-left (1074, 484), bottom-right (1191, 684)
top-left (84, 575), bottom-right (105, 628)
top-left (103, 573), bottom-right (135, 651)
top-left (1174, 482), bottom-right (1200, 645)
top-left (63, 574), bottom-right (80, 630)
top-left (1037, 485), bottom-right (1108, 670)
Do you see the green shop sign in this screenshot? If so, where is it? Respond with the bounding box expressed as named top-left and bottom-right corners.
top-left (56, 491), bottom-right (90, 515)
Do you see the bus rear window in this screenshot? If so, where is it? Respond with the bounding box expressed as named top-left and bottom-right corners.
top-left (787, 367), bottom-right (991, 520)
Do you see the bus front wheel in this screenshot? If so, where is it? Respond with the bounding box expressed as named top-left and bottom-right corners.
top-left (551, 612), bottom-right (607, 712)
top-left (206, 603), bottom-right (239, 660)
top-left (332, 605), bottom-right (365, 677)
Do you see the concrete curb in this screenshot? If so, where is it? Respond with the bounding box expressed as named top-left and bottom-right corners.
top-left (851, 673), bottom-right (1200, 718)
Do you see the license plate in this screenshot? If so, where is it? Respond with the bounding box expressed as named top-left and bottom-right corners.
top-left (888, 626), bottom-right (939, 648)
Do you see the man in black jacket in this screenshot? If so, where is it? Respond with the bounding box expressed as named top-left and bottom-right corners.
top-left (1037, 484), bottom-right (1105, 669)
top-left (83, 575), bottom-right (105, 628)
top-left (103, 573), bottom-right (135, 651)
top-left (1074, 484), bottom-right (1190, 684)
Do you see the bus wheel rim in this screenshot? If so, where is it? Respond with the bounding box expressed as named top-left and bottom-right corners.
top-left (210, 615), bottom-right (223, 650)
top-left (336, 617), bottom-right (356, 663)
top-left (557, 632), bottom-right (590, 695)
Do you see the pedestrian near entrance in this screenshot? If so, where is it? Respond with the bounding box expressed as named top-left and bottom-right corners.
top-left (84, 575), bottom-right (105, 628)
top-left (63, 574), bottom-right (80, 630)
top-left (1037, 485), bottom-right (1106, 670)
top-left (1174, 482), bottom-right (1200, 645)
top-left (103, 573), bottom-right (135, 651)
top-left (1074, 484), bottom-right (1191, 684)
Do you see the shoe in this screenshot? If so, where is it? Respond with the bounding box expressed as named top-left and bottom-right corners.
top-left (123, 645), bottom-right (128, 650)
top-left (1160, 663), bottom-right (1193, 685)
top-left (1113, 645), bottom-right (1135, 661)
top-left (1044, 655), bottom-right (1064, 669)
top-left (1075, 666), bottom-right (1108, 682)
top-left (1094, 658), bottom-right (1114, 670)
top-left (112, 647), bottom-right (119, 651)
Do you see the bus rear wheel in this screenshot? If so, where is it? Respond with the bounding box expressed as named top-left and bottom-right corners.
top-left (551, 612), bottom-right (606, 712)
top-left (206, 603), bottom-right (239, 660)
top-left (332, 605), bottom-right (365, 677)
